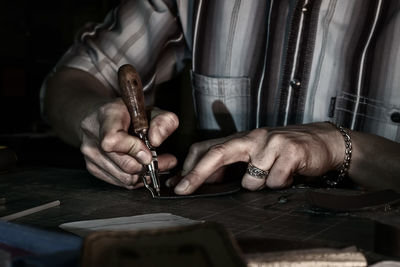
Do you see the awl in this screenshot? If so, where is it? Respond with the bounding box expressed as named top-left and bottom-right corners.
top-left (118, 64), bottom-right (161, 196)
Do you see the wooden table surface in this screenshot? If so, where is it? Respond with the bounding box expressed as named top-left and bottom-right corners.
top-left (1, 166), bottom-right (399, 262)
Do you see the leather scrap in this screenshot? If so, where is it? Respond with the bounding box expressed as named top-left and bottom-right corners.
top-left (154, 180), bottom-right (241, 199)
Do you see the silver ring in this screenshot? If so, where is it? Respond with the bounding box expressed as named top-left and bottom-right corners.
top-left (246, 162), bottom-right (269, 179)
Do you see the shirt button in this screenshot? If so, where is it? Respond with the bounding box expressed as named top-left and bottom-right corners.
top-left (391, 112), bottom-right (400, 123)
top-left (290, 79), bottom-right (301, 88)
top-left (302, 3), bottom-right (310, 12)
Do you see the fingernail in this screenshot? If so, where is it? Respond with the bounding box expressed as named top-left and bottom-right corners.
top-left (175, 179), bottom-right (190, 193)
top-left (136, 150), bottom-right (150, 164)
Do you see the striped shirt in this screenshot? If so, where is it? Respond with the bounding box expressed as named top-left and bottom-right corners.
top-left (45, 0), bottom-right (400, 142)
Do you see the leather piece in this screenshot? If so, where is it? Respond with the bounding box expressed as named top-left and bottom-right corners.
top-left (154, 166), bottom-right (245, 199)
top-left (154, 181), bottom-right (241, 199)
top-left (306, 189), bottom-right (400, 212)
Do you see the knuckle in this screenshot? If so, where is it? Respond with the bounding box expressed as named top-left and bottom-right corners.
top-left (80, 114), bottom-right (100, 136)
top-left (149, 112), bottom-right (179, 147)
top-left (286, 142), bottom-right (305, 159)
top-left (98, 101), bottom-right (125, 121)
top-left (80, 116), bottom-right (91, 132)
top-left (85, 161), bottom-right (96, 174)
top-left (241, 179), bottom-right (260, 191)
top-left (188, 143), bottom-right (202, 156)
top-left (186, 169), bottom-right (203, 184)
top-left (209, 144), bottom-right (227, 155)
top-left (132, 174), bottom-right (140, 184)
top-left (97, 106), bottom-right (110, 121)
top-left (127, 139), bottom-right (140, 155)
top-left (208, 144), bottom-right (227, 164)
top-left (119, 158), bottom-right (140, 173)
top-left (121, 176), bottom-right (132, 186)
top-left (162, 112), bottom-right (179, 130)
top-left (268, 132), bottom-right (286, 146)
top-left (154, 112), bottom-right (179, 137)
top-left (266, 177), bottom-right (286, 189)
top-left (98, 103), bottom-right (113, 115)
top-left (80, 143), bottom-right (91, 156)
top-left (250, 128), bottom-right (269, 138)
top-left (244, 128), bottom-right (269, 146)
top-left (286, 142), bottom-right (299, 154)
top-left (100, 133), bottom-right (118, 152)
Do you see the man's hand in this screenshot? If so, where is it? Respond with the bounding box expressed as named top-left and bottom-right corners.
top-left (174, 122), bottom-right (344, 195)
top-left (80, 99), bottom-right (179, 189)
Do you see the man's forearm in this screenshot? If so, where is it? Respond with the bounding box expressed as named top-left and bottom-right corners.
top-left (44, 67), bottom-right (116, 147)
top-left (349, 130), bottom-right (400, 192)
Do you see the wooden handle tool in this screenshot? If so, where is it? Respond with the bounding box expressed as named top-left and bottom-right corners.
top-left (118, 64), bottom-right (160, 196)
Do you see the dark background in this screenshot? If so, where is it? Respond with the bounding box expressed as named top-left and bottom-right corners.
top-left (0, 0), bottom-right (119, 134)
top-left (0, 0), bottom-right (196, 170)
top-left (0, 0), bottom-right (120, 169)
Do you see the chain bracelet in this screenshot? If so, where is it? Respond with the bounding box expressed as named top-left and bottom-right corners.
top-left (325, 122), bottom-right (352, 186)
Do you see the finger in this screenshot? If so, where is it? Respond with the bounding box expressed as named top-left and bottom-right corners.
top-left (264, 135), bottom-right (305, 189)
top-left (157, 153), bottom-right (178, 171)
top-left (165, 173), bottom-right (183, 188)
top-left (86, 150), bottom-right (141, 186)
top-left (99, 104), bottom-right (153, 164)
top-left (132, 182), bottom-right (144, 189)
top-left (98, 99), bottom-right (131, 131)
top-left (182, 143), bottom-right (207, 176)
top-left (101, 131), bottom-right (152, 165)
top-left (174, 137), bottom-right (252, 195)
top-left (81, 136), bottom-right (141, 185)
top-left (182, 137), bottom-right (232, 176)
top-left (85, 158), bottom-right (135, 190)
top-left (240, 131), bottom-right (284, 191)
top-left (266, 155), bottom-right (298, 189)
top-left (106, 151), bottom-right (143, 174)
top-left (204, 167), bottom-right (226, 183)
top-left (80, 113), bottom-right (100, 139)
top-left (81, 98), bottom-right (130, 141)
top-left (241, 156), bottom-right (277, 191)
top-left (166, 166), bottom-right (224, 188)
top-left (106, 152), bottom-right (176, 178)
top-left (148, 111), bottom-right (179, 147)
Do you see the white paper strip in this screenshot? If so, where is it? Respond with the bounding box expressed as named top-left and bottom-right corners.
top-left (59, 213), bottom-right (202, 237)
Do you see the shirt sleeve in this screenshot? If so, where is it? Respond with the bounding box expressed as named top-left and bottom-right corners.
top-left (48, 0), bottom-right (187, 96)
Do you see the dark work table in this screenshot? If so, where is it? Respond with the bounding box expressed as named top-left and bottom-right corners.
top-left (1, 165), bottom-right (400, 264)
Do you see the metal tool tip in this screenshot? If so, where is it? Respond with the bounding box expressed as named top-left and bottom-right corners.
top-left (156, 188), bottom-right (161, 196)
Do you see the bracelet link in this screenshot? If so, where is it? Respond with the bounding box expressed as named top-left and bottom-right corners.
top-left (325, 122), bottom-right (352, 187)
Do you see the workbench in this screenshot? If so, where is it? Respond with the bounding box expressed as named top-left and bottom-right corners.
top-left (1, 166), bottom-right (399, 264)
